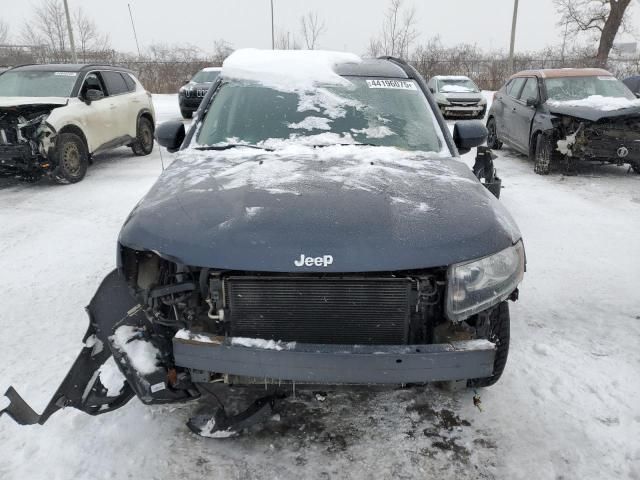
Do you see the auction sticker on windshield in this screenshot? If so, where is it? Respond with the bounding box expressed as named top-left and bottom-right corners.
top-left (366, 79), bottom-right (417, 90)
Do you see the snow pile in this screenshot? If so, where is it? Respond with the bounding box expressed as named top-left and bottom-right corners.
top-left (98, 357), bottom-right (126, 397)
top-left (440, 85), bottom-right (474, 93)
top-left (221, 48), bottom-right (361, 92)
top-left (110, 326), bottom-right (160, 375)
top-left (198, 418), bottom-right (236, 439)
top-left (547, 95), bottom-right (640, 111)
top-left (288, 116), bottom-right (332, 131)
top-left (174, 329), bottom-right (218, 343)
top-left (84, 334), bottom-right (104, 356)
top-left (231, 337), bottom-right (296, 351)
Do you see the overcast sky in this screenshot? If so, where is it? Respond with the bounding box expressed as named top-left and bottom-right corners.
top-left (3, 0), bottom-right (639, 55)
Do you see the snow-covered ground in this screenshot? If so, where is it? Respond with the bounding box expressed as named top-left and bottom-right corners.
top-left (0, 93), bottom-right (639, 480)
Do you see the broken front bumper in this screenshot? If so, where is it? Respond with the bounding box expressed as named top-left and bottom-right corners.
top-left (173, 333), bottom-right (496, 384)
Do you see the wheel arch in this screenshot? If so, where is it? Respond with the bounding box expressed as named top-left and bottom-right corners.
top-left (56, 124), bottom-right (89, 155)
top-left (137, 109), bottom-right (155, 130)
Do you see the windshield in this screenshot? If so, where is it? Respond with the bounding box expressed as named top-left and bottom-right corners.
top-left (545, 76), bottom-right (635, 101)
top-left (195, 77), bottom-right (446, 153)
top-left (191, 70), bottom-right (220, 83)
top-left (438, 78), bottom-right (479, 93)
top-left (0, 70), bottom-right (77, 97)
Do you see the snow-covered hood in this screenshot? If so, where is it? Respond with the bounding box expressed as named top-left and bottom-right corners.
top-left (119, 146), bottom-right (520, 272)
top-left (0, 96), bottom-right (68, 110)
top-left (546, 96), bottom-right (640, 122)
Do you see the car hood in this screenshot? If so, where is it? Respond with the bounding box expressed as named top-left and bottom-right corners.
top-left (547, 102), bottom-right (640, 122)
top-left (119, 145), bottom-right (521, 272)
top-left (0, 96), bottom-right (68, 110)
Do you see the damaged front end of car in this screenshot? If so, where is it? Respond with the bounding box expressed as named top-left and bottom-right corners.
top-left (0, 104), bottom-right (61, 180)
top-left (549, 112), bottom-right (640, 173)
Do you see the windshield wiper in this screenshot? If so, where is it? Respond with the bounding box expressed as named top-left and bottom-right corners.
top-left (195, 144), bottom-right (273, 151)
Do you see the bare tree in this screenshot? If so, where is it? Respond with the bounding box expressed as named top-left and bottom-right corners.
top-left (0, 20), bottom-right (10, 44)
top-left (212, 39), bottom-right (234, 65)
top-left (367, 0), bottom-right (418, 59)
top-left (21, 0), bottom-right (69, 61)
top-left (74, 7), bottom-right (111, 62)
top-left (274, 31), bottom-right (300, 50)
top-left (555, 0), bottom-right (634, 66)
top-left (300, 11), bottom-right (326, 49)
top-left (21, 0), bottom-right (111, 63)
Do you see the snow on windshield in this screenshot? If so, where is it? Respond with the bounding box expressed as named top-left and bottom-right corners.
top-left (547, 95), bottom-right (640, 111)
top-left (440, 84), bottom-right (474, 93)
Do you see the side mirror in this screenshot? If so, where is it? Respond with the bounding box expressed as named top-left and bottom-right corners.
top-left (453, 120), bottom-right (488, 155)
top-left (155, 120), bottom-right (185, 153)
top-left (429, 87), bottom-right (435, 93)
top-left (84, 89), bottom-right (104, 104)
top-left (526, 97), bottom-right (539, 107)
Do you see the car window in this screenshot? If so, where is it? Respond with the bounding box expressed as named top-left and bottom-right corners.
top-left (545, 76), bottom-right (636, 101)
top-left (101, 71), bottom-right (129, 95)
top-left (80, 72), bottom-right (105, 98)
top-left (0, 70), bottom-right (78, 97)
top-left (122, 73), bottom-right (137, 92)
top-left (518, 77), bottom-right (538, 101)
top-left (506, 78), bottom-right (526, 98)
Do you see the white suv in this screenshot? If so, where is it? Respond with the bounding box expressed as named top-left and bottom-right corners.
top-left (0, 64), bottom-right (155, 183)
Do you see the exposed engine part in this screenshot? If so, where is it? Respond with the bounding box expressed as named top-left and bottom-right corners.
top-left (0, 107), bottom-right (57, 179)
top-left (553, 114), bottom-right (640, 167)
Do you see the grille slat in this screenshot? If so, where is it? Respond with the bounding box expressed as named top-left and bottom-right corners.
top-left (226, 277), bottom-right (412, 345)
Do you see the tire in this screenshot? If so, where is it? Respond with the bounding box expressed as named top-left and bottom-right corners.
top-left (534, 133), bottom-right (552, 175)
top-left (131, 117), bottom-right (154, 156)
top-left (486, 117), bottom-right (502, 150)
top-left (468, 302), bottom-right (510, 388)
top-left (181, 109), bottom-right (193, 119)
top-left (52, 133), bottom-right (88, 184)
top-left (631, 162), bottom-right (640, 174)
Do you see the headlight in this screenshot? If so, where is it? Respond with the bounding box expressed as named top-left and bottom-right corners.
top-left (437, 96), bottom-right (451, 106)
top-left (446, 241), bottom-right (525, 322)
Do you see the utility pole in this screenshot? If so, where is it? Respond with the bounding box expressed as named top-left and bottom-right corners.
top-left (128, 3), bottom-right (142, 57)
top-left (508, 0), bottom-right (519, 74)
top-left (270, 0), bottom-right (275, 49)
top-left (62, 0), bottom-right (77, 63)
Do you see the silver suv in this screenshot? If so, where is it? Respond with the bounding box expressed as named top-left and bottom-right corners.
top-left (428, 75), bottom-right (486, 119)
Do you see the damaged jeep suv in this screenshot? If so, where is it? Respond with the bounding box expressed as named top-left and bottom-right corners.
top-left (1, 50), bottom-right (525, 437)
top-left (487, 68), bottom-right (640, 174)
top-left (0, 64), bottom-right (155, 183)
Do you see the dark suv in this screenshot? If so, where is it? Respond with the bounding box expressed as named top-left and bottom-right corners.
top-left (178, 67), bottom-right (220, 119)
top-left (2, 52), bottom-right (525, 437)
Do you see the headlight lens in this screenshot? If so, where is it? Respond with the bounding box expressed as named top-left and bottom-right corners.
top-left (446, 241), bottom-right (525, 321)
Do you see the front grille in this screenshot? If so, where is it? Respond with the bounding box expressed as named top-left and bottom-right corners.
top-left (449, 99), bottom-right (479, 106)
top-left (225, 276), bottom-right (412, 345)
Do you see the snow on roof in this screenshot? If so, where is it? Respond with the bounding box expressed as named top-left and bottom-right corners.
top-left (221, 48), bottom-right (362, 91)
top-left (547, 95), bottom-right (640, 111)
top-left (202, 67), bottom-right (221, 72)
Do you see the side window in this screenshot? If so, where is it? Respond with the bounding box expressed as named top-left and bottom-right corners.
top-left (101, 71), bottom-right (129, 95)
top-left (122, 73), bottom-right (137, 92)
top-left (80, 72), bottom-right (105, 98)
top-left (518, 77), bottom-right (539, 101)
top-left (506, 78), bottom-right (526, 98)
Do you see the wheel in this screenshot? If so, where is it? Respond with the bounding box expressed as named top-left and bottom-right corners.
top-left (486, 117), bottom-right (502, 149)
top-left (467, 302), bottom-right (510, 388)
top-left (534, 133), bottom-right (553, 175)
top-left (52, 133), bottom-right (88, 184)
top-left (631, 162), bottom-right (640, 174)
top-left (131, 117), bottom-right (154, 156)
top-left (181, 109), bottom-right (193, 119)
